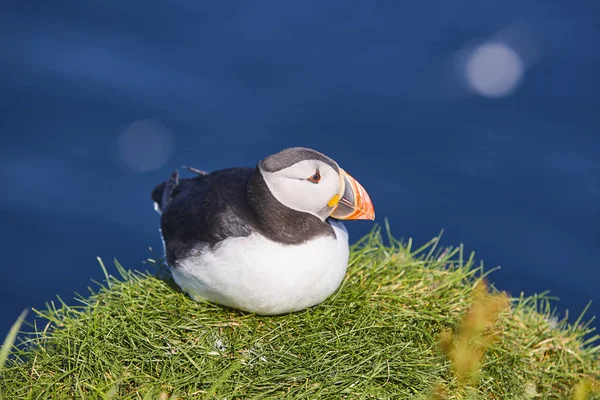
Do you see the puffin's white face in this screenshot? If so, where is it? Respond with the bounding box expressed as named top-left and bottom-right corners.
top-left (258, 147), bottom-right (375, 222)
top-left (260, 159), bottom-right (341, 221)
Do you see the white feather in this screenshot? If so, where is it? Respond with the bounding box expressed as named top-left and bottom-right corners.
top-left (169, 220), bottom-right (350, 315)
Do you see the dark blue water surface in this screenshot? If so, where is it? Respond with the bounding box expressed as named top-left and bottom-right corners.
top-left (1, 1), bottom-right (598, 335)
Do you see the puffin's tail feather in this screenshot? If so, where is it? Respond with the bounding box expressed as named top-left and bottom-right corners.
top-left (151, 169), bottom-right (179, 214)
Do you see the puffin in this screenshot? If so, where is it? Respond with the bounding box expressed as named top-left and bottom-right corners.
top-left (151, 147), bottom-right (375, 315)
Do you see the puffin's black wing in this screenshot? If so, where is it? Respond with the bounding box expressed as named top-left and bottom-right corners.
top-left (153, 167), bottom-right (257, 266)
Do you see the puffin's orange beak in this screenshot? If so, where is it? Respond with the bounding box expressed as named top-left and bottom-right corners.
top-left (329, 169), bottom-right (375, 221)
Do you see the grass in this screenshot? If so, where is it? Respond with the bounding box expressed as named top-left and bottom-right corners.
top-left (1, 225), bottom-right (599, 399)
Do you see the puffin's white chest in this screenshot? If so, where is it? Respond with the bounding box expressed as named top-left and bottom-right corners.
top-left (169, 221), bottom-right (350, 315)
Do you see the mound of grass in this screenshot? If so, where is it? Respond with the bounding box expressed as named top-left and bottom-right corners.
top-left (1, 227), bottom-right (599, 399)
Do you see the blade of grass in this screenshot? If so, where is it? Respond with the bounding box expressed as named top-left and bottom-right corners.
top-left (0, 309), bottom-right (27, 371)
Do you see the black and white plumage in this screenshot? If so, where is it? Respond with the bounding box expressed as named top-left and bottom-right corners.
top-left (151, 147), bottom-right (375, 315)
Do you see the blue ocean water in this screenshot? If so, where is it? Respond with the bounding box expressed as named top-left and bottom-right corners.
top-left (1, 1), bottom-right (598, 335)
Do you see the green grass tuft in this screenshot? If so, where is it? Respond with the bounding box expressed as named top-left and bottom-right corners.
top-left (1, 227), bottom-right (598, 399)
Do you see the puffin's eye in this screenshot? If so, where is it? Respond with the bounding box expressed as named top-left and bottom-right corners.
top-left (307, 170), bottom-right (321, 184)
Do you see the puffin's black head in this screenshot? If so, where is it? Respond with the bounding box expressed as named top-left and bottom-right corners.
top-left (257, 147), bottom-right (375, 221)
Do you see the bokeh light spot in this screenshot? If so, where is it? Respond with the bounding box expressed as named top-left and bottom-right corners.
top-left (116, 119), bottom-right (174, 173)
top-left (465, 43), bottom-right (524, 98)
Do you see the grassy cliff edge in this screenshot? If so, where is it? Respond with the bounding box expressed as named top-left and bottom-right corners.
top-left (1, 227), bottom-right (599, 399)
